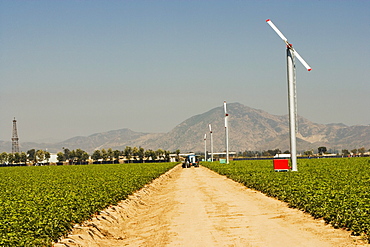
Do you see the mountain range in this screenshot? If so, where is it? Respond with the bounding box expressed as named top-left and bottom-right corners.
top-left (1, 102), bottom-right (369, 154)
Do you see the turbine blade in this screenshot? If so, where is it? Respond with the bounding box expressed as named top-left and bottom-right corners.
top-left (209, 124), bottom-right (212, 132)
top-left (266, 19), bottom-right (289, 45)
top-left (223, 101), bottom-right (227, 114)
top-left (293, 49), bottom-right (312, 71)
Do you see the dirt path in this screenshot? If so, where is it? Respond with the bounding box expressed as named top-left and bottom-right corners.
top-left (56, 165), bottom-right (368, 247)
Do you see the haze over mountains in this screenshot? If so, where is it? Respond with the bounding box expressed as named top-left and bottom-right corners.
top-left (1, 103), bottom-right (369, 154)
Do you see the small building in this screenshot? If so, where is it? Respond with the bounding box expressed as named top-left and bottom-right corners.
top-left (273, 153), bottom-right (291, 158)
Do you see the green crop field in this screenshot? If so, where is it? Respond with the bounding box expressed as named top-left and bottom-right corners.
top-left (203, 157), bottom-right (370, 242)
top-left (0, 162), bottom-right (177, 246)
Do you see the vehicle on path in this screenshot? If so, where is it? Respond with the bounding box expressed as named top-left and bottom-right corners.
top-left (182, 154), bottom-right (199, 168)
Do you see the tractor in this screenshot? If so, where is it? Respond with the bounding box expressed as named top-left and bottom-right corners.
top-left (182, 154), bottom-right (199, 168)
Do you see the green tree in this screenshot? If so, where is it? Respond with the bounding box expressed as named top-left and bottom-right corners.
top-left (144, 149), bottom-right (150, 161)
top-left (20, 152), bottom-right (27, 164)
top-left (0, 152), bottom-right (8, 164)
top-left (273, 149), bottom-right (282, 156)
top-left (113, 150), bottom-right (121, 163)
top-left (164, 150), bottom-right (170, 162)
top-left (81, 151), bottom-right (89, 163)
top-left (57, 152), bottom-right (65, 162)
top-left (69, 150), bottom-right (76, 164)
top-left (263, 149), bottom-right (281, 156)
top-left (36, 150), bottom-right (45, 163)
top-left (358, 147), bottom-right (366, 156)
top-left (175, 149), bottom-right (180, 161)
top-left (107, 148), bottom-right (114, 162)
top-left (243, 150), bottom-right (256, 158)
top-left (156, 149), bottom-right (164, 160)
top-left (14, 152), bottom-right (21, 164)
top-left (149, 149), bottom-right (157, 161)
top-left (63, 148), bottom-right (71, 161)
top-left (124, 146), bottom-right (132, 162)
top-left (138, 147), bottom-right (145, 162)
top-left (74, 149), bottom-right (86, 164)
top-left (27, 149), bottom-right (36, 164)
top-left (132, 147), bottom-right (139, 161)
top-left (145, 149), bottom-right (156, 161)
top-left (101, 149), bottom-right (108, 161)
top-left (318, 147), bottom-right (327, 155)
top-left (342, 149), bottom-right (350, 156)
top-left (44, 151), bottom-right (51, 163)
top-left (8, 153), bottom-right (15, 164)
top-left (91, 150), bottom-right (102, 163)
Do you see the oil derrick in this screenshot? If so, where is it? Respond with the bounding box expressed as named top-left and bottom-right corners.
top-left (12, 118), bottom-right (20, 153)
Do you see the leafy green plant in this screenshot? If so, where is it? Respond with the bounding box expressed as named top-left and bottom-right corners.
top-left (0, 163), bottom-right (176, 246)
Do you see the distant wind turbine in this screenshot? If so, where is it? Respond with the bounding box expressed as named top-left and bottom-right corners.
top-left (266, 19), bottom-right (312, 172)
top-left (209, 124), bottom-right (213, 162)
top-left (204, 133), bottom-right (207, 161)
top-left (224, 101), bottom-right (229, 164)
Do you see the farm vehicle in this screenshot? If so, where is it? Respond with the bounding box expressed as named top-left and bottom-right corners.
top-left (182, 154), bottom-right (199, 168)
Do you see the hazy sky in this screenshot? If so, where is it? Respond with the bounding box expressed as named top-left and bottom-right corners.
top-left (1, 0), bottom-right (369, 142)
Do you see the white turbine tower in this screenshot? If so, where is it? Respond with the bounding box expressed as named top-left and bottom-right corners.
top-left (266, 19), bottom-right (312, 172)
top-left (224, 101), bottom-right (229, 164)
top-left (209, 124), bottom-right (213, 162)
top-left (204, 133), bottom-right (207, 161)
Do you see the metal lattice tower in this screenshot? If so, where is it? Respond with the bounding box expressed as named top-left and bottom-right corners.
top-left (12, 118), bottom-right (20, 153)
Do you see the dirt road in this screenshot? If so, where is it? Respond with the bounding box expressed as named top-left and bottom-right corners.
top-left (56, 165), bottom-right (368, 246)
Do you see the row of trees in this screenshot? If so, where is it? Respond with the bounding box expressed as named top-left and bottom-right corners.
top-left (55, 147), bottom-right (177, 164)
top-left (0, 149), bottom-right (51, 165)
top-left (2, 145), bottom-right (368, 165)
top-left (89, 147), bottom-right (175, 163)
top-left (0, 147), bottom-right (181, 165)
top-left (88, 147), bottom-right (180, 163)
top-left (239, 147), bottom-right (370, 158)
top-left (240, 149), bottom-right (289, 158)
top-left (315, 147), bottom-right (370, 156)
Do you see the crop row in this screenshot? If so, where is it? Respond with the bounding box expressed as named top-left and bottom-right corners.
top-left (202, 158), bottom-right (370, 242)
top-left (0, 162), bottom-right (177, 246)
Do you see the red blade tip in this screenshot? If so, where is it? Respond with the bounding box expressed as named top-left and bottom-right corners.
top-left (266, 19), bottom-right (270, 22)
top-left (308, 69), bottom-right (312, 71)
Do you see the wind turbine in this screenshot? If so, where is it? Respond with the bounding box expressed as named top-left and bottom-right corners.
top-left (266, 19), bottom-right (312, 172)
top-left (204, 133), bottom-right (207, 161)
top-left (224, 101), bottom-right (229, 164)
top-left (209, 124), bottom-right (213, 162)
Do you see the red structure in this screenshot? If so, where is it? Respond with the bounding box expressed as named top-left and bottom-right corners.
top-left (273, 159), bottom-right (290, 172)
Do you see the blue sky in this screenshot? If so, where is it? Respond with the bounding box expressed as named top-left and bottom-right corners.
top-left (1, 0), bottom-right (369, 142)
